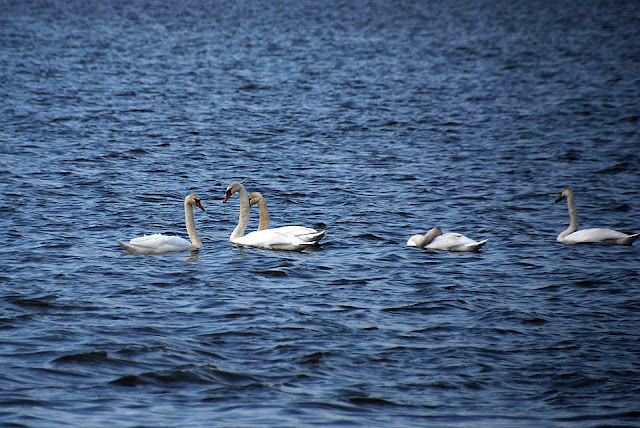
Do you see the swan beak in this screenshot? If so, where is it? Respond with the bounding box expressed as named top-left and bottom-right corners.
top-left (554, 194), bottom-right (564, 203)
top-left (195, 200), bottom-right (205, 211)
top-left (223, 190), bottom-right (232, 203)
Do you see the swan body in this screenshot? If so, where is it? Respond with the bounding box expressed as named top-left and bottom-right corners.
top-left (230, 228), bottom-right (321, 251)
top-left (248, 192), bottom-right (327, 243)
top-left (408, 226), bottom-right (488, 252)
top-left (555, 187), bottom-right (639, 245)
top-left (118, 234), bottom-right (198, 254)
top-left (223, 183), bottom-right (323, 251)
top-left (118, 194), bottom-right (204, 254)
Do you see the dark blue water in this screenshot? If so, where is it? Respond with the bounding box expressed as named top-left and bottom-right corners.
top-left (1, 0), bottom-right (639, 426)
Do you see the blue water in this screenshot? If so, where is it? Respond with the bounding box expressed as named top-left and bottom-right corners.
top-left (1, 0), bottom-right (639, 426)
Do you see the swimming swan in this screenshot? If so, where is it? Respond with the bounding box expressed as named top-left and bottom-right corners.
top-left (248, 192), bottom-right (327, 243)
top-left (555, 187), bottom-right (639, 245)
top-left (407, 226), bottom-right (488, 252)
top-left (223, 182), bottom-right (323, 251)
top-left (117, 194), bottom-right (205, 254)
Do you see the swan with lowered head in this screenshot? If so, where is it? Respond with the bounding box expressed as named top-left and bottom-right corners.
top-left (223, 182), bottom-right (323, 251)
top-left (117, 194), bottom-right (204, 254)
top-left (408, 226), bottom-right (488, 252)
top-left (555, 187), bottom-right (639, 245)
top-left (248, 191), bottom-right (326, 243)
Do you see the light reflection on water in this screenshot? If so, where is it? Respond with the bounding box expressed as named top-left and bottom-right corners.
top-left (1, 0), bottom-right (639, 426)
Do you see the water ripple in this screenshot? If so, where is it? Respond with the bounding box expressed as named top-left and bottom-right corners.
top-left (0, 0), bottom-right (639, 426)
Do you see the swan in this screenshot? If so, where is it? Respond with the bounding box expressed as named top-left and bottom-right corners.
top-left (407, 226), bottom-right (488, 252)
top-left (248, 192), bottom-right (327, 243)
top-left (117, 194), bottom-right (205, 254)
top-left (223, 182), bottom-right (323, 251)
top-left (555, 187), bottom-right (639, 245)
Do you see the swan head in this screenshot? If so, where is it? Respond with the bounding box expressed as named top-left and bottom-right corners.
top-left (248, 192), bottom-right (264, 207)
top-left (186, 194), bottom-right (205, 211)
top-left (223, 182), bottom-right (244, 203)
top-left (555, 187), bottom-right (573, 203)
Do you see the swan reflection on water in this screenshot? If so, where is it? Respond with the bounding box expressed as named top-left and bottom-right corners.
top-left (185, 249), bottom-right (200, 263)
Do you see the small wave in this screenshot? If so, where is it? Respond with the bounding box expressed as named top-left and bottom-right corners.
top-left (53, 351), bottom-right (109, 363)
top-left (348, 396), bottom-right (398, 406)
top-left (521, 316), bottom-right (549, 326)
top-left (110, 369), bottom-right (209, 387)
top-left (124, 108), bottom-right (154, 114)
top-left (596, 162), bottom-right (632, 174)
top-left (428, 380), bottom-right (459, 390)
top-left (297, 351), bottom-right (331, 365)
top-left (619, 115), bottom-right (639, 123)
top-left (111, 365), bottom-right (259, 389)
top-left (354, 233), bottom-right (384, 241)
top-left (110, 374), bottom-right (145, 387)
top-left (257, 269), bottom-right (288, 277)
top-left (6, 294), bottom-right (58, 309)
top-left (330, 278), bottom-right (368, 286)
top-left (383, 302), bottom-right (451, 313)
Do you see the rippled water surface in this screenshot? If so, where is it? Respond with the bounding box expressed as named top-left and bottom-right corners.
top-left (1, 0), bottom-right (639, 426)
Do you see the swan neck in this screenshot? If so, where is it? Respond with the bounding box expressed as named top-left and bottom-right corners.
top-left (559, 192), bottom-right (579, 240)
top-left (257, 198), bottom-right (270, 231)
top-left (414, 227), bottom-right (441, 248)
top-left (185, 200), bottom-right (203, 248)
top-left (231, 186), bottom-right (250, 240)
top-left (566, 193), bottom-right (579, 231)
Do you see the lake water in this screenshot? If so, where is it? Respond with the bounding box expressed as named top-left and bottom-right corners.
top-left (1, 0), bottom-right (639, 426)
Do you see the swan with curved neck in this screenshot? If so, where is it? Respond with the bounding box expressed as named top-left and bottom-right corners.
top-left (118, 194), bottom-right (204, 254)
top-left (248, 192), bottom-right (326, 243)
top-left (223, 182), bottom-right (323, 251)
top-left (408, 226), bottom-right (488, 252)
top-left (555, 187), bottom-right (639, 245)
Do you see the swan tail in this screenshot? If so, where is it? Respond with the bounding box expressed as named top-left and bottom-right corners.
top-left (460, 238), bottom-right (489, 252)
top-left (117, 239), bottom-right (160, 254)
top-left (618, 233), bottom-right (640, 246)
top-left (117, 240), bottom-right (139, 254)
top-left (298, 230), bottom-right (327, 244)
top-left (276, 231), bottom-right (326, 250)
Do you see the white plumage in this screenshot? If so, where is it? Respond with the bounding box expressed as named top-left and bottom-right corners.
top-left (117, 194), bottom-right (205, 254)
top-left (555, 187), bottom-right (638, 245)
top-left (408, 226), bottom-right (488, 252)
top-left (224, 183), bottom-right (324, 251)
top-left (248, 191), bottom-right (326, 243)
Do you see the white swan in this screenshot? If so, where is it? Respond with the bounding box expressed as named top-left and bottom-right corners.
top-left (117, 194), bottom-right (204, 254)
top-left (248, 192), bottom-right (327, 243)
top-left (408, 226), bottom-right (488, 252)
top-left (555, 187), bottom-right (639, 245)
top-left (223, 182), bottom-right (323, 251)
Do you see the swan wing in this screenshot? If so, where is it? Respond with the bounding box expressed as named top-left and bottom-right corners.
top-left (272, 226), bottom-right (326, 243)
top-left (273, 225), bottom-right (316, 236)
top-left (232, 229), bottom-right (317, 251)
top-left (457, 238), bottom-right (489, 252)
top-left (118, 234), bottom-right (195, 254)
top-left (425, 233), bottom-right (487, 252)
top-left (562, 228), bottom-right (638, 245)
